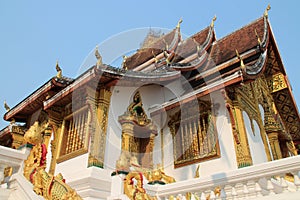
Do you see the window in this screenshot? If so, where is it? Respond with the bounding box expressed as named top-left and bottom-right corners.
top-left (168, 100), bottom-right (220, 168)
top-left (58, 106), bottom-right (89, 162)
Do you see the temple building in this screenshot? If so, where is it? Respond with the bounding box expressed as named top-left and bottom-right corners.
top-left (1, 6), bottom-right (300, 200)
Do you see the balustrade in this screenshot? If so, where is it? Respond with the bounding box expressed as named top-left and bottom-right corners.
top-left (144, 156), bottom-right (300, 200)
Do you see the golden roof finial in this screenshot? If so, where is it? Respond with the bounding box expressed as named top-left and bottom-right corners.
top-left (163, 50), bottom-right (170, 65)
top-left (55, 60), bottom-right (62, 78)
top-left (152, 50), bottom-right (159, 63)
top-left (4, 100), bottom-right (10, 112)
top-left (264, 4), bottom-right (271, 18)
top-left (235, 49), bottom-right (245, 68)
top-left (210, 15), bottom-right (217, 27)
top-left (95, 45), bottom-right (102, 67)
top-left (122, 55), bottom-right (128, 70)
top-left (255, 29), bottom-right (262, 46)
top-left (176, 17), bottom-right (183, 29)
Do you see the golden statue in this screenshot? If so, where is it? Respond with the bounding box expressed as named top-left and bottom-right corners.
top-left (23, 121), bottom-right (82, 200)
top-left (127, 91), bottom-right (150, 126)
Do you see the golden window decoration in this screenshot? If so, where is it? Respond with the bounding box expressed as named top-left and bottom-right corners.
top-left (57, 106), bottom-right (90, 162)
top-left (168, 100), bottom-right (220, 168)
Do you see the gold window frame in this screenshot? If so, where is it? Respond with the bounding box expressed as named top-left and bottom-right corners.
top-left (57, 105), bottom-right (90, 163)
top-left (168, 100), bottom-right (220, 168)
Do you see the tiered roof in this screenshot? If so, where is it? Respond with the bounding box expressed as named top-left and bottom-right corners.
top-left (1, 9), bottom-right (299, 143)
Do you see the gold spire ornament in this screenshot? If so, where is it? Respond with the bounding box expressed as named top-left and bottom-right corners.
top-left (176, 17), bottom-right (183, 29)
top-left (264, 4), bottom-right (271, 18)
top-left (122, 55), bottom-right (127, 70)
top-left (4, 100), bottom-right (10, 112)
top-left (210, 15), bottom-right (217, 28)
top-left (235, 49), bottom-right (245, 69)
top-left (95, 45), bottom-right (103, 67)
top-left (55, 61), bottom-right (62, 78)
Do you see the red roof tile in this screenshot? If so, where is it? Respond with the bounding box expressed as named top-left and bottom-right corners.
top-left (211, 17), bottom-right (265, 66)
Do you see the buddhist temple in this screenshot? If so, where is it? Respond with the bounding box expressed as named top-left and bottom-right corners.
top-left (1, 5), bottom-right (300, 200)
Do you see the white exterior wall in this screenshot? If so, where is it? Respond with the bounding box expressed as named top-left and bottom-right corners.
top-left (54, 83), bottom-right (238, 183)
top-left (45, 131), bottom-right (53, 173)
top-left (243, 111), bottom-right (268, 165)
top-left (55, 153), bottom-right (89, 178)
top-left (104, 86), bottom-right (137, 170)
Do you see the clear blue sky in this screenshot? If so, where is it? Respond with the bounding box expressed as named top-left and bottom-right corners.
top-left (0, 1), bottom-right (299, 129)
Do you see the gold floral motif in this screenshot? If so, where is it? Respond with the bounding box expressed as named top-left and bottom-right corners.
top-left (268, 73), bottom-right (287, 93)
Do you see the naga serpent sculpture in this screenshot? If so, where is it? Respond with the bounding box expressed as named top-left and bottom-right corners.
top-left (23, 121), bottom-right (82, 200)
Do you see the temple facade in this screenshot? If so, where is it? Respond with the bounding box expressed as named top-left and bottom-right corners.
top-left (1, 6), bottom-right (300, 200)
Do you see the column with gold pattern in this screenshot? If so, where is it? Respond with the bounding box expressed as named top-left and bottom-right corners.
top-left (232, 102), bottom-right (253, 168)
top-left (88, 87), bottom-right (112, 168)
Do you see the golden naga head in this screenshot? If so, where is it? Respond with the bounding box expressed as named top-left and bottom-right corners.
top-left (24, 121), bottom-right (48, 145)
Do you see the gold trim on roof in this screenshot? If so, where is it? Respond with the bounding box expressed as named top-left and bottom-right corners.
top-left (255, 29), bottom-right (262, 46)
top-left (235, 49), bottom-right (245, 69)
